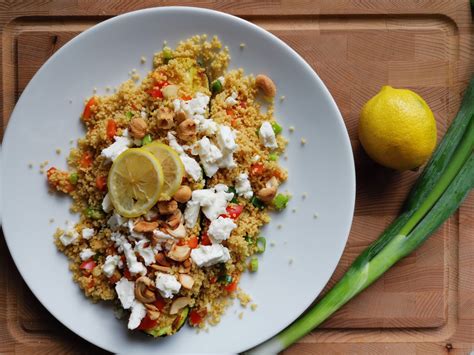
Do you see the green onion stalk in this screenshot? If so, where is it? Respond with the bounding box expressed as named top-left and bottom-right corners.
top-left (247, 77), bottom-right (474, 354)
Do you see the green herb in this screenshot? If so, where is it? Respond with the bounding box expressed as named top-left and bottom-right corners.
top-left (251, 196), bottom-right (265, 209)
top-left (69, 172), bottom-right (79, 185)
top-left (244, 235), bottom-right (254, 245)
top-left (162, 47), bottom-right (173, 63)
top-left (248, 77), bottom-right (474, 354)
top-left (85, 207), bottom-right (104, 220)
top-left (211, 79), bottom-right (223, 94)
top-left (249, 257), bottom-right (259, 272)
top-left (218, 274), bottom-right (233, 285)
top-left (272, 194), bottom-right (290, 210)
top-left (125, 111), bottom-right (133, 120)
top-left (142, 134), bottom-right (152, 146)
top-left (228, 186), bottom-right (238, 203)
top-left (269, 153), bottom-right (278, 161)
top-left (271, 121), bottom-right (283, 135)
top-left (256, 237), bottom-right (266, 254)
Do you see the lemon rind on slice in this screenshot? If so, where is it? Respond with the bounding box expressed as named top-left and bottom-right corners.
top-left (143, 141), bottom-right (185, 201)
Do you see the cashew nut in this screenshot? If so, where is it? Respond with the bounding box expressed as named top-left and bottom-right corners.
top-left (129, 117), bottom-right (148, 139)
top-left (255, 74), bottom-right (276, 98)
top-left (133, 220), bottom-right (158, 233)
top-left (176, 119), bottom-right (196, 141)
top-left (156, 107), bottom-right (174, 129)
top-left (145, 303), bottom-right (161, 320)
top-left (178, 274), bottom-right (195, 290)
top-left (166, 210), bottom-right (182, 230)
top-left (172, 185), bottom-right (192, 203)
top-left (135, 276), bottom-right (156, 303)
top-left (158, 200), bottom-right (178, 215)
top-left (257, 186), bottom-right (277, 203)
top-left (167, 244), bottom-right (191, 262)
top-left (165, 223), bottom-right (186, 239)
top-left (170, 296), bottom-right (192, 315)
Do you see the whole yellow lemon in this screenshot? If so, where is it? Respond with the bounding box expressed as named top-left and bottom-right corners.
top-left (359, 86), bottom-right (437, 171)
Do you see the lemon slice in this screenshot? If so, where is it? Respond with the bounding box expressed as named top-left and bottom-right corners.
top-left (107, 148), bottom-right (164, 217)
top-left (143, 141), bottom-right (185, 200)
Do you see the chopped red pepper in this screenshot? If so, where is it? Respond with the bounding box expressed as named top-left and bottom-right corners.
top-left (106, 119), bottom-right (117, 139)
top-left (250, 162), bottom-right (265, 176)
top-left (123, 268), bottom-right (133, 281)
top-left (80, 151), bottom-right (93, 169)
top-left (209, 276), bottom-right (217, 284)
top-left (138, 315), bottom-right (158, 330)
top-left (155, 80), bottom-right (169, 88)
top-left (148, 87), bottom-right (163, 99)
top-left (46, 167), bottom-right (74, 193)
top-left (201, 232), bottom-right (211, 246)
top-left (187, 235), bottom-right (199, 249)
top-left (226, 108), bottom-right (234, 117)
top-left (231, 118), bottom-right (239, 128)
top-left (239, 101), bottom-right (247, 109)
top-left (181, 95), bottom-right (193, 101)
top-left (153, 298), bottom-right (166, 311)
top-left (225, 279), bottom-right (238, 292)
top-left (189, 309), bottom-right (207, 326)
top-left (80, 259), bottom-right (96, 274)
top-left (95, 175), bottom-right (107, 191)
top-left (224, 204), bottom-right (243, 219)
top-left (82, 97), bottom-right (96, 121)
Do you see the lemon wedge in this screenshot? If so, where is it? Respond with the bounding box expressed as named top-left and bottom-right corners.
top-left (107, 148), bottom-right (164, 217)
top-left (143, 141), bottom-right (185, 200)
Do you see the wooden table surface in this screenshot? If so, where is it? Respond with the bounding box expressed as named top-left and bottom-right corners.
top-left (1, 1), bottom-right (473, 354)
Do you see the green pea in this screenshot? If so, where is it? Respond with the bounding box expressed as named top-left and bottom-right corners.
top-left (69, 173), bottom-right (79, 185)
top-left (142, 134), bottom-right (152, 146)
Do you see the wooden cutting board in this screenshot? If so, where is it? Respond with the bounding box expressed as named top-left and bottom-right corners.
top-left (1, 1), bottom-right (473, 353)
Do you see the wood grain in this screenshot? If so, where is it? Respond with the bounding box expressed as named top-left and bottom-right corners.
top-left (0, 0), bottom-right (473, 354)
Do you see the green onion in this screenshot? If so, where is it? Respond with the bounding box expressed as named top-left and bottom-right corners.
top-left (85, 207), bottom-right (104, 220)
top-left (256, 237), bottom-right (266, 254)
top-left (228, 186), bottom-right (238, 203)
top-left (125, 111), bottom-right (133, 120)
top-left (211, 79), bottom-right (223, 94)
top-left (248, 77), bottom-right (474, 354)
top-left (249, 257), bottom-right (259, 272)
top-left (162, 47), bottom-right (173, 63)
top-left (268, 153), bottom-right (278, 161)
top-left (244, 235), bottom-right (254, 245)
top-left (272, 193), bottom-right (290, 210)
top-left (69, 172), bottom-right (79, 185)
top-left (271, 121), bottom-right (283, 135)
top-left (142, 134), bottom-right (152, 146)
top-left (251, 196), bottom-right (265, 209)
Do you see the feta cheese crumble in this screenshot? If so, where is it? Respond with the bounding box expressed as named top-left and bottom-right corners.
top-left (128, 300), bottom-right (146, 330)
top-left (122, 242), bottom-right (146, 275)
top-left (115, 277), bottom-right (135, 309)
top-left (134, 239), bottom-right (155, 266)
top-left (167, 132), bottom-right (203, 181)
top-left (79, 248), bottom-right (96, 261)
top-left (184, 200), bottom-right (200, 228)
top-left (81, 227), bottom-right (95, 240)
top-left (191, 244), bottom-right (231, 267)
top-left (208, 217), bottom-right (237, 244)
top-left (156, 273), bottom-right (181, 298)
top-left (101, 131), bottom-right (133, 161)
top-left (102, 255), bottom-right (120, 277)
top-left (259, 121), bottom-right (278, 149)
top-left (191, 187), bottom-right (234, 221)
top-left (59, 227), bottom-right (79, 246)
top-left (235, 173), bottom-right (253, 199)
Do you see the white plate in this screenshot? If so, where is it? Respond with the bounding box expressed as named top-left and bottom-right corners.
top-left (1, 7), bottom-right (355, 353)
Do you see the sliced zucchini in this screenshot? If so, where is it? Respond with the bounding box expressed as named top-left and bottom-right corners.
top-left (144, 307), bottom-right (189, 337)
